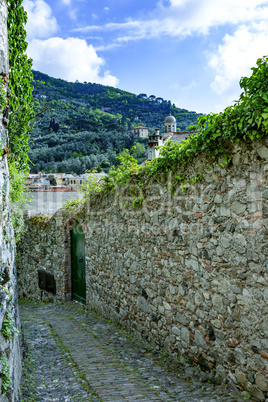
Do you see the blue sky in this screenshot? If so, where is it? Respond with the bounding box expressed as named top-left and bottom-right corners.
top-left (23, 0), bottom-right (268, 113)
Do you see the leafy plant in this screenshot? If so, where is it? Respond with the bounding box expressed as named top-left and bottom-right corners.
top-left (7, 0), bottom-right (34, 172)
top-left (1, 311), bottom-right (18, 340)
top-left (6, 0), bottom-right (34, 240)
top-left (0, 356), bottom-right (11, 394)
top-left (0, 80), bottom-right (8, 113)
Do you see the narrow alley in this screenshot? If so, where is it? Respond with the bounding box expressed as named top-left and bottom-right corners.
top-left (19, 301), bottom-right (245, 402)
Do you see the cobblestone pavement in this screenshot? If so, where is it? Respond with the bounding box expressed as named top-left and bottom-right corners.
top-left (19, 301), bottom-right (248, 402)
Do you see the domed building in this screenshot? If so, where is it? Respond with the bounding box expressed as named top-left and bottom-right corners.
top-left (164, 112), bottom-right (176, 134)
top-left (146, 111), bottom-right (198, 162)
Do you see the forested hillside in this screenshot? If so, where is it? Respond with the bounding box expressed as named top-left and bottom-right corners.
top-left (30, 70), bottom-right (201, 174)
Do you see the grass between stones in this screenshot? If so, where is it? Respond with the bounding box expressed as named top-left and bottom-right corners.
top-left (19, 300), bottom-right (247, 401)
top-left (47, 321), bottom-right (103, 402)
top-left (19, 306), bottom-right (103, 402)
top-left (20, 338), bottom-right (40, 401)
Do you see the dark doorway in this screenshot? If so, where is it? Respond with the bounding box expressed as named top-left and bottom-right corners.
top-left (71, 221), bottom-right (86, 305)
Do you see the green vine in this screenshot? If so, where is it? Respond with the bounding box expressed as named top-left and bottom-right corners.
top-left (0, 80), bottom-right (8, 113)
top-left (1, 311), bottom-right (19, 340)
top-left (27, 215), bottom-right (51, 227)
top-left (0, 356), bottom-right (11, 394)
top-left (7, 0), bottom-right (34, 171)
top-left (6, 0), bottom-right (34, 240)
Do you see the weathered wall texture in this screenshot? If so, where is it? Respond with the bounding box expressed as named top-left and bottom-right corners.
top-left (0, 2), bottom-right (22, 401)
top-left (17, 214), bottom-right (72, 302)
top-left (17, 139), bottom-right (268, 400)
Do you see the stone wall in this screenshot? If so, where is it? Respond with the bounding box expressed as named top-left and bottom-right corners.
top-left (0, 2), bottom-right (22, 401)
top-left (17, 214), bottom-right (72, 302)
top-left (17, 139), bottom-right (268, 400)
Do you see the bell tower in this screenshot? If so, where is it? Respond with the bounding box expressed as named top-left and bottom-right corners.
top-left (164, 112), bottom-right (176, 133)
top-left (148, 129), bottom-right (163, 160)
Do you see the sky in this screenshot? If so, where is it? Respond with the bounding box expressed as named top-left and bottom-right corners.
top-left (23, 0), bottom-right (268, 114)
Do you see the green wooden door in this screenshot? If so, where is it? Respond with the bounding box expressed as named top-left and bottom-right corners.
top-left (71, 221), bottom-right (86, 305)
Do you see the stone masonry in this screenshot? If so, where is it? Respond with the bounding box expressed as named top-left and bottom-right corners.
top-left (17, 139), bottom-right (268, 400)
top-left (0, 2), bottom-right (22, 401)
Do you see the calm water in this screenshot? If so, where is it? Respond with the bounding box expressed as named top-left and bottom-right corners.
top-left (24, 191), bottom-right (81, 216)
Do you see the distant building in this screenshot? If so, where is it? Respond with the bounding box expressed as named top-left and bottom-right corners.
top-left (25, 172), bottom-right (107, 192)
top-left (66, 173), bottom-right (106, 191)
top-left (66, 174), bottom-right (88, 191)
top-left (148, 129), bottom-right (163, 161)
top-left (164, 112), bottom-right (176, 134)
top-left (128, 126), bottom-right (149, 138)
top-left (146, 112), bottom-right (199, 161)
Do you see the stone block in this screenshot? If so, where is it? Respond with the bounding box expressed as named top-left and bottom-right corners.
top-left (255, 373), bottom-right (268, 392)
top-left (137, 296), bottom-right (150, 313)
top-left (212, 294), bottom-right (224, 314)
top-left (231, 201), bottom-right (246, 215)
top-left (180, 327), bottom-right (189, 345)
top-left (195, 330), bottom-right (206, 349)
top-left (235, 368), bottom-right (247, 387)
top-left (257, 146), bottom-right (268, 160)
top-left (171, 326), bottom-right (180, 336)
top-left (246, 383), bottom-right (265, 401)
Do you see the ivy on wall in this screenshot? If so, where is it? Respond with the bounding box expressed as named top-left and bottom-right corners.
top-left (6, 0), bottom-right (34, 239)
top-left (7, 0), bottom-right (34, 172)
top-left (149, 56), bottom-right (268, 176)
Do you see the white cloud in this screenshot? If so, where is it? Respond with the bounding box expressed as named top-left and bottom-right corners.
top-left (169, 80), bottom-right (197, 91)
top-left (74, 0), bottom-right (268, 42)
top-left (208, 21), bottom-right (268, 98)
top-left (23, 0), bottom-right (58, 40)
top-left (69, 8), bottom-right (78, 20)
top-left (104, 7), bottom-right (109, 12)
top-left (27, 37), bottom-right (119, 86)
top-left (59, 0), bottom-right (77, 20)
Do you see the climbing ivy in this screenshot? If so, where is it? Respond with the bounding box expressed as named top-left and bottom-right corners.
top-left (1, 311), bottom-right (18, 340)
top-left (7, 0), bottom-right (34, 171)
top-left (0, 79), bottom-right (8, 113)
top-left (149, 55), bottom-right (268, 175)
top-left (0, 356), bottom-right (11, 394)
top-left (6, 0), bottom-right (34, 239)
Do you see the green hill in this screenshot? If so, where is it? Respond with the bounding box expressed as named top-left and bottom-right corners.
top-left (30, 70), bottom-right (201, 174)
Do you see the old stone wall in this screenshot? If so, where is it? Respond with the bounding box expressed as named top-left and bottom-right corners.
top-left (0, 2), bottom-right (22, 401)
top-left (17, 139), bottom-right (268, 400)
top-left (17, 214), bottom-right (72, 302)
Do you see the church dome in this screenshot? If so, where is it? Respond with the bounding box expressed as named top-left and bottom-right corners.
top-left (164, 112), bottom-right (176, 124)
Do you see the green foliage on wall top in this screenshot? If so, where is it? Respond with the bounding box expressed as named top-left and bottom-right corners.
top-left (149, 55), bottom-right (268, 175)
top-left (68, 56), bottom-right (268, 212)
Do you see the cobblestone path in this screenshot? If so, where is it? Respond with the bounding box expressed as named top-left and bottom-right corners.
top-left (19, 301), bottom-right (246, 402)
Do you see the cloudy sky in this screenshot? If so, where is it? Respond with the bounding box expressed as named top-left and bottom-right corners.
top-left (23, 0), bottom-right (268, 113)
